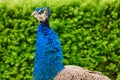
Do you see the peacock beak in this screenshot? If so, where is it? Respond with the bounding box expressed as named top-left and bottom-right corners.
top-left (31, 11), bottom-right (37, 16)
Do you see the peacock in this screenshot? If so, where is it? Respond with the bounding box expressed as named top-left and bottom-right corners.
top-left (31, 7), bottom-right (111, 80)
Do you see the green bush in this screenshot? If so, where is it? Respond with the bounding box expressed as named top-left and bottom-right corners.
top-left (0, 0), bottom-right (120, 80)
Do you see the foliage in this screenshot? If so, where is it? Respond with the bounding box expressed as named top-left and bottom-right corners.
top-left (0, 0), bottom-right (120, 80)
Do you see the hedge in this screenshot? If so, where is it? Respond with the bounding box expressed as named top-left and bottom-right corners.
top-left (0, 0), bottom-right (120, 80)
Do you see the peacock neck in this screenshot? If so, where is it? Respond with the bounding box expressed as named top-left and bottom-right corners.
top-left (34, 22), bottom-right (64, 80)
top-left (40, 18), bottom-right (50, 26)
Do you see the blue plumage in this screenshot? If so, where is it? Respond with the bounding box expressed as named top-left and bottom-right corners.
top-left (35, 8), bottom-right (43, 12)
top-left (34, 22), bottom-right (64, 80)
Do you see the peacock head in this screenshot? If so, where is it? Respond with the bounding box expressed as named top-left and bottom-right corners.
top-left (31, 7), bottom-right (50, 23)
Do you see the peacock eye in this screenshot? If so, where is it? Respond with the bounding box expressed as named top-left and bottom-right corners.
top-left (38, 10), bottom-right (44, 15)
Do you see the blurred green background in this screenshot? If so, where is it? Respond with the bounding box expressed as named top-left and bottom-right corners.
top-left (0, 0), bottom-right (120, 80)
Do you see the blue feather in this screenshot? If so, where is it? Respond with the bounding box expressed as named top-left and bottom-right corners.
top-left (35, 8), bottom-right (43, 12)
top-left (34, 23), bottom-right (64, 80)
